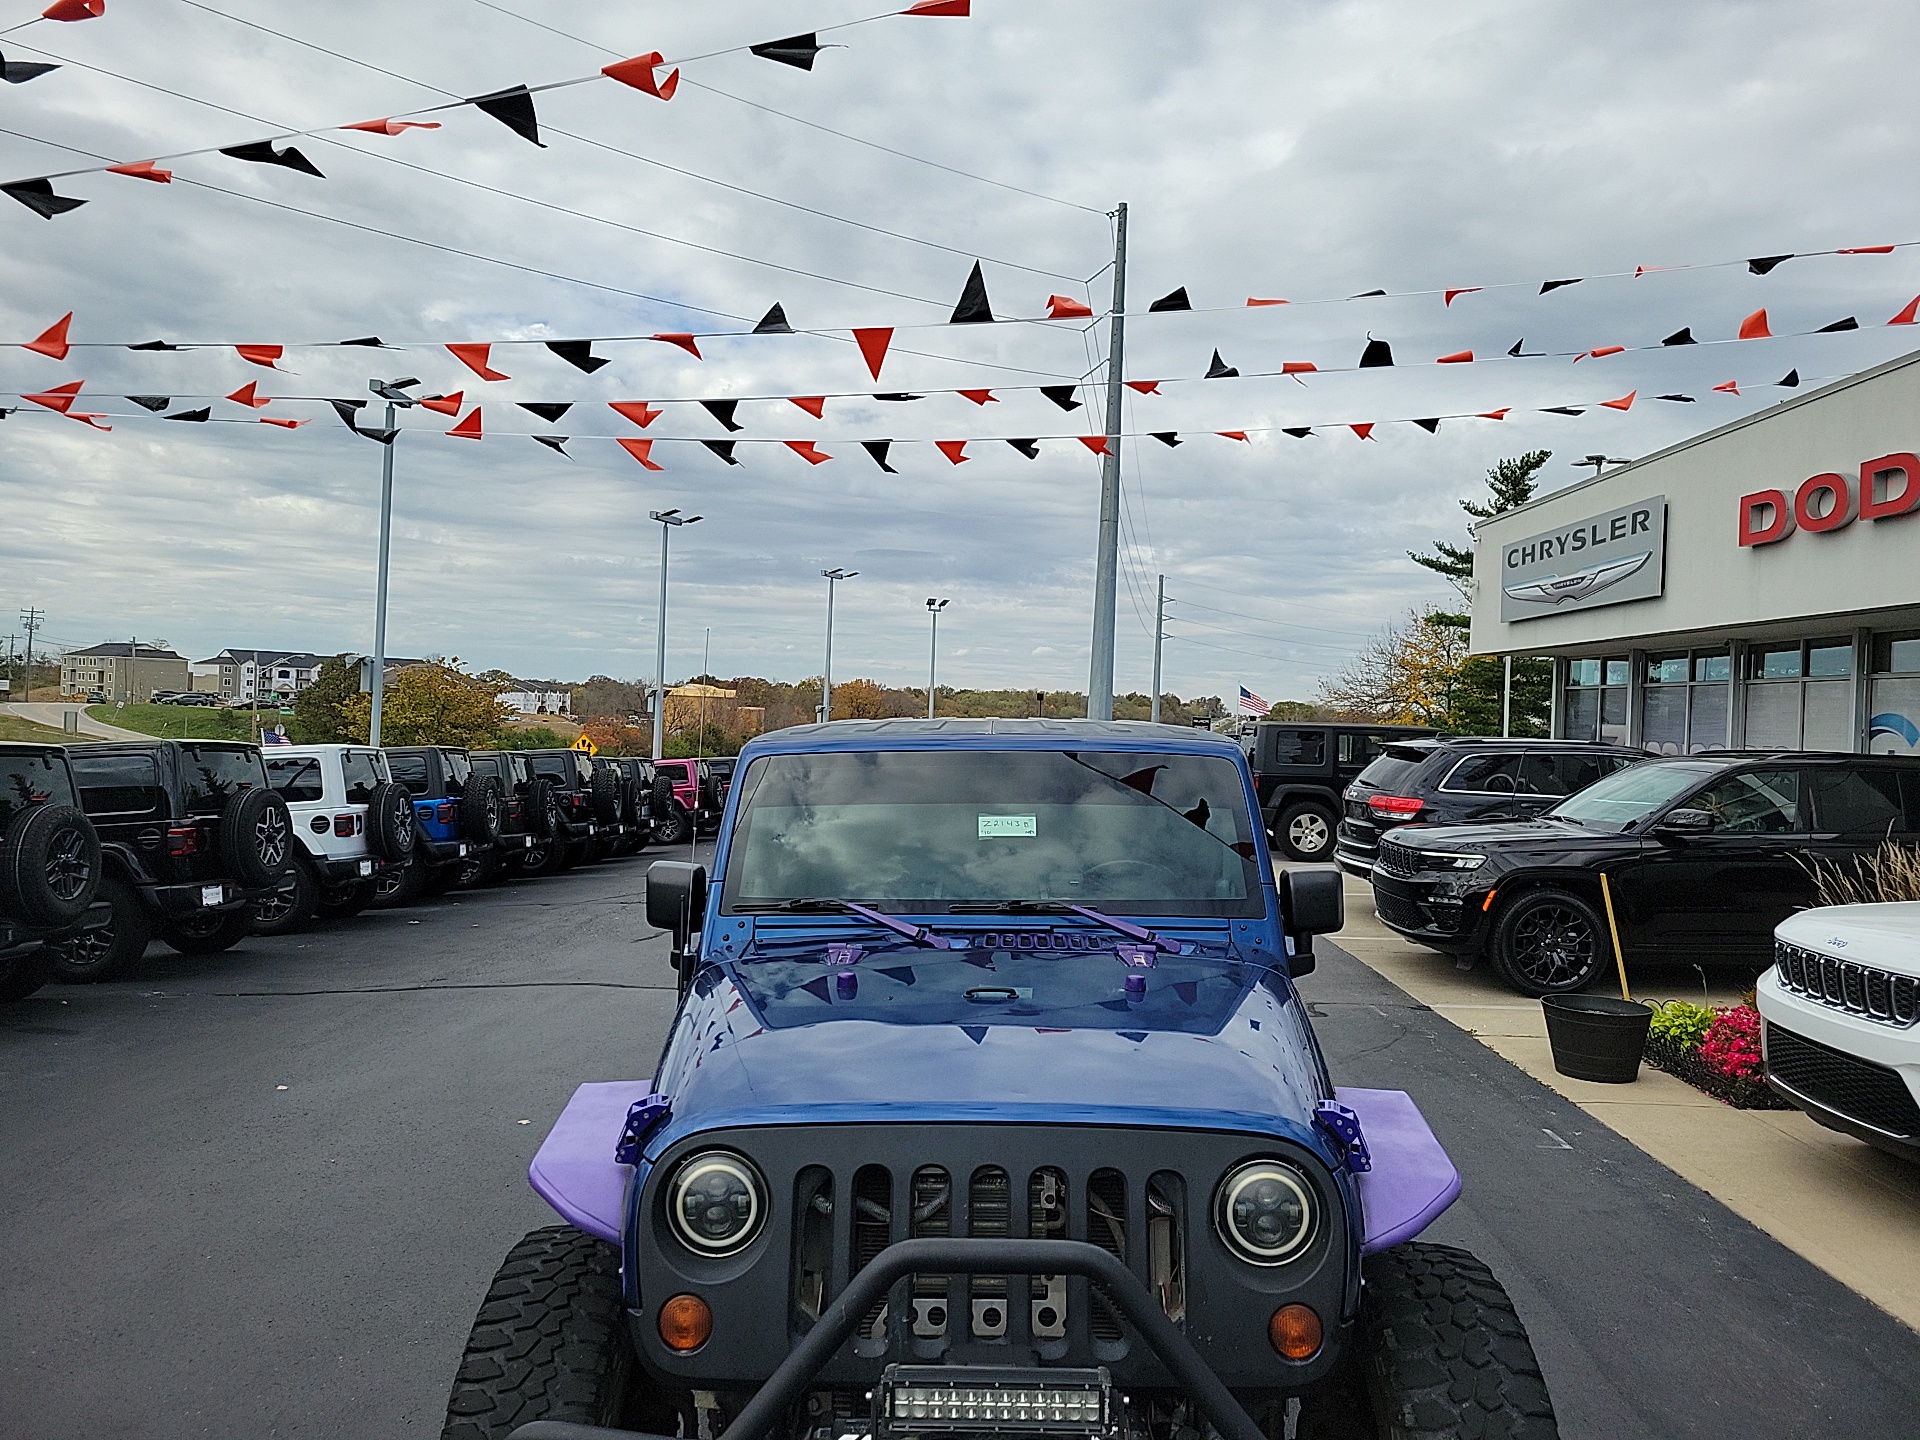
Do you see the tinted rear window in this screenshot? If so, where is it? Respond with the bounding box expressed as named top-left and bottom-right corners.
top-left (342, 751), bottom-right (383, 805)
top-left (1809, 767), bottom-right (1911, 837)
top-left (266, 755), bottom-right (324, 803)
top-left (1263, 728), bottom-right (1327, 767)
top-left (1442, 754), bottom-right (1521, 793)
top-left (388, 753), bottom-right (430, 795)
top-left (71, 752), bottom-right (163, 815)
top-left (181, 745), bottom-right (264, 816)
top-left (1352, 753), bottom-right (1426, 793)
top-left (0, 751), bottom-right (76, 829)
top-left (530, 754), bottom-right (573, 783)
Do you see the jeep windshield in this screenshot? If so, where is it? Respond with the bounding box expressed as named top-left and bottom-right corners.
top-left (721, 748), bottom-right (1263, 917)
top-left (1545, 759), bottom-right (1720, 832)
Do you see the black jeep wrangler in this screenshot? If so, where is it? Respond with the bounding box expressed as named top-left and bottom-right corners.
top-left (457, 750), bottom-right (545, 887)
top-left (520, 749), bottom-right (607, 874)
top-left (1, 743), bottom-right (106, 1002)
top-left (590, 755), bottom-right (653, 860)
top-left (1245, 722), bottom-right (1433, 862)
top-left (375, 746), bottom-right (502, 905)
top-left (53, 741), bottom-right (294, 980)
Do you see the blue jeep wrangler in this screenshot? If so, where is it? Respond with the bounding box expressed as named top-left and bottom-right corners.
top-left (442, 721), bottom-right (1555, 1440)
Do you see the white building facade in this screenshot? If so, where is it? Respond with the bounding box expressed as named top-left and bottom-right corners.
top-left (1471, 350), bottom-right (1920, 756)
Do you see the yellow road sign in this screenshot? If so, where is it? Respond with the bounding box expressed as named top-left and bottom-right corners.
top-left (571, 734), bottom-right (599, 755)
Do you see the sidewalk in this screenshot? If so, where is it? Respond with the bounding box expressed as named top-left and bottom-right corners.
top-left (1331, 870), bottom-right (1920, 1332)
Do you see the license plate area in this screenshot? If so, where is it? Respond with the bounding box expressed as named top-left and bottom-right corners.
top-left (200, 884), bottom-right (225, 907)
top-left (877, 1365), bottom-right (1111, 1439)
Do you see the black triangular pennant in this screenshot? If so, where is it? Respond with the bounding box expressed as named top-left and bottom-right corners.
top-left (532, 435), bottom-right (571, 457)
top-left (1541, 406), bottom-right (1585, 416)
top-left (1412, 418), bottom-right (1440, 433)
top-left (1507, 338), bottom-right (1526, 357)
top-left (469, 86), bottom-right (544, 146)
top-left (338, 336), bottom-right (386, 347)
top-left (1, 53), bottom-right (59, 84)
top-left (1539, 278), bottom-right (1582, 294)
top-left (127, 396), bottom-right (171, 412)
top-left (219, 140), bottom-right (324, 177)
top-left (329, 398), bottom-right (368, 428)
top-left (1777, 369), bottom-right (1801, 388)
top-left (129, 340), bottom-right (181, 351)
top-left (356, 427), bottom-right (399, 445)
top-left (1348, 288), bottom-right (1387, 299)
top-left (1661, 327), bottom-right (1696, 346)
top-left (546, 340), bottom-right (608, 373)
top-left (872, 393), bottom-right (922, 402)
top-left (1281, 427), bottom-right (1313, 439)
top-left (1358, 337), bottom-right (1393, 368)
top-left (1817, 316), bottom-right (1860, 333)
top-left (1654, 393), bottom-right (1696, 403)
top-left (1151, 432), bottom-right (1182, 447)
top-left (2, 178), bottom-right (85, 217)
top-left (1006, 438), bottom-right (1039, 458)
top-left (1747, 254), bottom-right (1794, 276)
top-left (1040, 385), bottom-right (1082, 412)
top-left (702, 439), bottom-right (741, 466)
top-left (861, 439), bottom-right (896, 473)
top-left (1206, 349), bottom-right (1239, 378)
top-left (750, 33), bottom-right (823, 70)
top-left (753, 303), bottom-right (794, 335)
top-left (518, 402), bottom-right (572, 423)
top-left (162, 408), bottom-right (211, 423)
top-left (950, 261), bottom-right (994, 324)
top-left (700, 399), bottom-right (742, 432)
top-left (1148, 287), bottom-right (1192, 312)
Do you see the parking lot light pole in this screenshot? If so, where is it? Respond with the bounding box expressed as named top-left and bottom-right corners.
top-left (367, 377), bottom-right (420, 748)
top-left (650, 509), bottom-right (703, 760)
top-left (925, 598), bottom-right (949, 719)
top-left (820, 569), bottom-right (856, 723)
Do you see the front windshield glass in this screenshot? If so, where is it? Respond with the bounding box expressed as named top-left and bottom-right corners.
top-left (1547, 760), bottom-right (1718, 831)
top-left (721, 749), bottom-right (1263, 917)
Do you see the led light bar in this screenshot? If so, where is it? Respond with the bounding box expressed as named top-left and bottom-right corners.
top-left (877, 1366), bottom-right (1113, 1437)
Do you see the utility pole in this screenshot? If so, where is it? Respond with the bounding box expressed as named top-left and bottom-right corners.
top-left (819, 569), bottom-right (856, 722)
top-left (20, 607), bottom-right (42, 703)
top-left (366, 377), bottom-right (420, 747)
top-left (1502, 653), bottom-right (1513, 738)
top-left (925, 598), bottom-right (950, 719)
top-left (1086, 201), bottom-right (1129, 721)
top-left (1150, 575), bottom-right (1166, 724)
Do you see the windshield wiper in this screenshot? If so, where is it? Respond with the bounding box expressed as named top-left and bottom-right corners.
top-left (947, 900), bottom-right (1184, 954)
top-left (733, 898), bottom-right (962, 950)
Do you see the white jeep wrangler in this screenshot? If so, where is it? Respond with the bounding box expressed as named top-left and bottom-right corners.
top-left (254, 744), bottom-right (416, 934)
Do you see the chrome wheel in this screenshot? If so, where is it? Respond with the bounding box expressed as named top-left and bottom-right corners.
top-left (254, 806), bottom-right (290, 871)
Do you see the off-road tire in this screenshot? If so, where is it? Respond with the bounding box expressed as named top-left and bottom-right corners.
top-left (1362, 1242), bottom-right (1558, 1440)
top-left (1276, 801), bottom-right (1338, 863)
top-left (625, 781), bottom-right (650, 851)
top-left (0, 947), bottom-right (56, 1003)
top-left (1, 803), bottom-right (100, 927)
top-left (651, 775), bottom-right (691, 845)
top-left (463, 777), bottom-right (504, 847)
top-left (527, 780), bottom-right (562, 840)
top-left (589, 765), bottom-right (620, 825)
top-left (370, 856), bottom-right (427, 909)
top-left (367, 782), bottom-right (417, 863)
top-left (441, 1225), bottom-right (638, 1440)
top-left (250, 859), bottom-right (318, 936)
top-left (315, 881), bottom-right (373, 919)
top-left (51, 875), bottom-right (150, 982)
top-left (219, 788), bottom-right (296, 888)
top-left (160, 907), bottom-right (253, 956)
top-left (1491, 888), bottom-right (1607, 997)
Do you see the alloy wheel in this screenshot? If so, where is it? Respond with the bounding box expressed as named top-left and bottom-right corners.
top-left (255, 807), bottom-right (290, 870)
top-left (1288, 812), bottom-right (1331, 855)
top-left (46, 828), bottom-right (93, 904)
top-left (256, 875), bottom-right (298, 921)
top-left (1509, 903), bottom-right (1598, 989)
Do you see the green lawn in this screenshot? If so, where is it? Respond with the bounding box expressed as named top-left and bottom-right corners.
top-left (0, 712), bottom-right (74, 743)
top-left (88, 703), bottom-right (273, 741)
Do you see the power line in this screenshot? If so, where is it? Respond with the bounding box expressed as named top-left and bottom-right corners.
top-left (1168, 595), bottom-right (1377, 640)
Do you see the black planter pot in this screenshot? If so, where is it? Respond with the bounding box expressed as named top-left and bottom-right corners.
top-left (1543, 994), bottom-right (1654, 1083)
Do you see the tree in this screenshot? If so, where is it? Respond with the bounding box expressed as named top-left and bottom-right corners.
top-left (579, 716), bottom-right (651, 756)
top-left (830, 678), bottom-right (888, 721)
top-left (339, 659), bottom-right (511, 747)
top-left (290, 655), bottom-right (361, 743)
top-left (1319, 611), bottom-right (1469, 726)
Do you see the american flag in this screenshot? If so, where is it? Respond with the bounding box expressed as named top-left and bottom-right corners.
top-left (1238, 685), bottom-right (1271, 716)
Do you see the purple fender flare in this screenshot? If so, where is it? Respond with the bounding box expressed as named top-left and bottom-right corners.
top-left (527, 1080), bottom-right (1461, 1254)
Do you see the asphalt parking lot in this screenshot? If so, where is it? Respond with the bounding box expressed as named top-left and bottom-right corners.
top-left (3, 850), bottom-right (1918, 1439)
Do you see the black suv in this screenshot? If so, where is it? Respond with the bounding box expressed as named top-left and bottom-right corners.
top-left (1, 744), bottom-right (105, 1002)
top-left (457, 749), bottom-right (543, 885)
top-left (1371, 751), bottom-right (1920, 996)
top-left (522, 749), bottom-right (607, 871)
top-left (1336, 738), bottom-right (1642, 877)
top-left (591, 756), bottom-right (654, 857)
top-left (1244, 721), bottom-right (1432, 861)
top-left (55, 741), bottom-right (294, 980)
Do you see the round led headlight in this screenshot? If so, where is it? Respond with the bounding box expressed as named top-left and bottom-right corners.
top-left (667, 1151), bottom-right (766, 1257)
top-left (1216, 1160), bottom-right (1316, 1265)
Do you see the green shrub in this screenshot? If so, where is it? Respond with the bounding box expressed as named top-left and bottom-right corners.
top-left (1648, 1000), bottom-right (1715, 1051)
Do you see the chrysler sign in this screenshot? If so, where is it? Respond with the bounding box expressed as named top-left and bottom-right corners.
top-left (1499, 496), bottom-right (1667, 622)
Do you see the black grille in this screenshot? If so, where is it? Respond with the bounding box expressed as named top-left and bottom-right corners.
top-left (1766, 1025), bottom-right (1920, 1137)
top-left (1373, 887), bottom-right (1428, 932)
top-left (1374, 843), bottom-right (1417, 880)
top-left (1774, 942), bottom-right (1920, 1028)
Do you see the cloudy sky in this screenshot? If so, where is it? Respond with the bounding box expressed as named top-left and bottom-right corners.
top-left (3, 0), bottom-right (1919, 702)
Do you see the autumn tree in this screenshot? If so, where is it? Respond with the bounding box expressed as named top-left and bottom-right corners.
top-left (830, 678), bottom-right (888, 720)
top-left (1320, 611), bottom-right (1470, 726)
top-left (340, 659), bottom-right (512, 747)
top-left (290, 655), bottom-right (362, 743)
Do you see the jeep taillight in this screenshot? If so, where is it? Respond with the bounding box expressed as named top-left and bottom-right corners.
top-left (1368, 795), bottom-right (1425, 818)
top-left (167, 825), bottom-right (198, 857)
top-left (334, 815), bottom-right (355, 837)
top-left (436, 803), bottom-right (454, 823)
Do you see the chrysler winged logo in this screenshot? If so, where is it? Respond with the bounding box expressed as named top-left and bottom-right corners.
top-left (1502, 551), bottom-right (1652, 606)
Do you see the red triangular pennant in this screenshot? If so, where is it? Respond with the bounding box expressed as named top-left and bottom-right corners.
top-left (1245, 297), bottom-right (1289, 307)
top-left (341, 118), bottom-right (443, 135)
top-left (1575, 345), bottom-right (1625, 361)
top-left (1477, 408), bottom-right (1511, 420)
top-left (236, 344), bottom-right (283, 369)
top-left (260, 416), bottom-right (307, 429)
top-left (1443, 287), bottom-right (1480, 307)
top-left (785, 440), bottom-right (832, 465)
top-left (610, 400), bottom-right (662, 428)
top-left (1349, 423), bottom-right (1375, 440)
top-left (936, 440), bottom-right (969, 465)
top-left (105, 160), bottom-right (172, 182)
top-left (447, 343), bottom-right (509, 380)
top-left (24, 312), bottom-right (71, 360)
top-left (1045, 294), bottom-right (1093, 319)
top-left (1601, 390), bottom-right (1637, 411)
top-left (1713, 380), bottom-right (1741, 395)
top-left (1077, 435), bottom-right (1110, 455)
top-left (1281, 361), bottom-right (1318, 374)
top-left (65, 412), bottom-right (110, 430)
top-left (1839, 245), bottom-right (1895, 255)
top-left (902, 0), bottom-right (970, 13)
top-left (1218, 431), bottom-right (1250, 442)
top-left (618, 437), bottom-right (664, 470)
top-left (1888, 296), bottom-right (1920, 326)
top-left (602, 53), bottom-right (680, 100)
top-left (1436, 350), bottom-right (1473, 364)
top-left (225, 381), bottom-right (271, 408)
top-left (1124, 380), bottom-right (1160, 395)
top-left (789, 396), bottom-right (826, 418)
top-left (447, 407), bottom-right (484, 439)
top-left (25, 380), bottom-right (83, 412)
top-left (853, 327), bottom-right (893, 380)
top-left (958, 389), bottom-right (996, 405)
top-left (419, 391), bottom-right (464, 416)
top-left (650, 332), bottom-right (702, 359)
top-left (43, 0), bottom-right (104, 20)
top-left (1737, 308), bottom-right (1771, 340)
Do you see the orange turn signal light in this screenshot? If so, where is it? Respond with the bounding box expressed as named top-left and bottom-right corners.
top-left (658, 1293), bottom-right (713, 1352)
top-left (1269, 1303), bottom-right (1322, 1361)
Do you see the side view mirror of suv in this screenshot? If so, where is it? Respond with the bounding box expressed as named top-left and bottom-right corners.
top-left (646, 860), bottom-right (707, 973)
top-left (1654, 807), bottom-right (1716, 839)
top-left (1279, 868), bottom-right (1344, 976)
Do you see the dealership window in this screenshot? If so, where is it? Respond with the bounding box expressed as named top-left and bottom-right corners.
top-left (1869, 633), bottom-right (1920, 757)
top-left (1562, 657), bottom-right (1629, 745)
top-left (1745, 638), bottom-right (1854, 752)
top-left (1638, 649), bottom-right (1730, 755)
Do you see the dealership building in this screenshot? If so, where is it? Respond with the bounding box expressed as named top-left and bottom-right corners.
top-left (1470, 348), bottom-right (1920, 756)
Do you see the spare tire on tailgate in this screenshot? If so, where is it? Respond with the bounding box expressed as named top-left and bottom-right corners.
top-left (589, 764), bottom-right (620, 824)
top-left (1, 804), bottom-right (100, 928)
top-left (220, 788), bottom-right (295, 889)
top-left (367, 781), bottom-right (417, 863)
top-left (462, 776), bottom-right (503, 846)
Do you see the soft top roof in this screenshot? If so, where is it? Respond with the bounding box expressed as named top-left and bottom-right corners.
top-left (0, 741), bottom-right (66, 755)
top-left (739, 717), bottom-right (1245, 760)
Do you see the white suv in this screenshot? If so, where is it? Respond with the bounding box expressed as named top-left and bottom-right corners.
top-left (254, 744), bottom-right (415, 934)
top-left (1759, 903), bottom-right (1920, 1162)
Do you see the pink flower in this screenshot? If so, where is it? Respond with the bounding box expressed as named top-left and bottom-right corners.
top-left (1698, 1005), bottom-right (1764, 1081)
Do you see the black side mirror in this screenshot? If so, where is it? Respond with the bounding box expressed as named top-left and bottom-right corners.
top-left (1654, 808), bottom-right (1715, 839)
top-left (646, 861), bottom-right (708, 964)
top-left (1280, 869), bottom-right (1345, 976)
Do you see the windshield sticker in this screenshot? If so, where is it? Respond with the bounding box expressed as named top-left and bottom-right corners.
top-left (979, 814), bottom-right (1038, 838)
